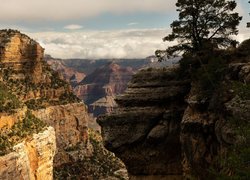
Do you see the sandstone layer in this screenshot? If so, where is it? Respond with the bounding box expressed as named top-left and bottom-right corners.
top-left (33, 103), bottom-right (90, 166)
top-left (0, 29), bottom-right (91, 178)
top-left (0, 127), bottom-right (56, 180)
top-left (98, 67), bottom-right (191, 177)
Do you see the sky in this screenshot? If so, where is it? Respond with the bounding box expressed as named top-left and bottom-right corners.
top-left (0, 0), bottom-right (249, 59)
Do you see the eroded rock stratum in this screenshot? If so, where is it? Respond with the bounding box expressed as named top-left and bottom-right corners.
top-left (0, 29), bottom-right (90, 179)
top-left (98, 47), bottom-right (250, 179)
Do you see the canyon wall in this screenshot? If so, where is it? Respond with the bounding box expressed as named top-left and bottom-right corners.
top-left (98, 67), bottom-right (190, 178)
top-left (98, 50), bottom-right (250, 179)
top-left (0, 127), bottom-right (56, 180)
top-left (0, 29), bottom-right (91, 178)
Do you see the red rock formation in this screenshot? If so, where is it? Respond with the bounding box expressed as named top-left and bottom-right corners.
top-left (47, 59), bottom-right (85, 86)
top-left (74, 62), bottom-right (135, 117)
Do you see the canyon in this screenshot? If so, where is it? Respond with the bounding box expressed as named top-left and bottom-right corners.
top-left (47, 56), bottom-right (179, 118)
top-left (1, 29), bottom-right (248, 179)
top-left (75, 62), bottom-right (135, 117)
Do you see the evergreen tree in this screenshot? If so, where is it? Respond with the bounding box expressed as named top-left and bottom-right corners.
top-left (156, 0), bottom-right (242, 60)
top-left (248, 1), bottom-right (250, 27)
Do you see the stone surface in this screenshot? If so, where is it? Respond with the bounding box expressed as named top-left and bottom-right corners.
top-left (0, 127), bottom-right (56, 180)
top-left (0, 29), bottom-right (44, 84)
top-left (98, 59), bottom-right (250, 178)
top-left (0, 106), bottom-right (27, 129)
top-left (33, 103), bottom-right (90, 166)
top-left (98, 67), bottom-right (190, 176)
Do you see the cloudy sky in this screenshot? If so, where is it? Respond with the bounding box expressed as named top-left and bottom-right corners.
top-left (0, 0), bottom-right (249, 59)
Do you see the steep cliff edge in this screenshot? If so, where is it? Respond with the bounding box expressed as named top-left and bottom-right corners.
top-left (98, 44), bottom-right (250, 179)
top-left (98, 67), bottom-right (191, 177)
top-left (0, 29), bottom-right (90, 167)
top-left (0, 127), bottom-right (56, 180)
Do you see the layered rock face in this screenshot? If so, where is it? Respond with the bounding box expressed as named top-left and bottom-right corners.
top-left (0, 29), bottom-right (90, 177)
top-left (46, 58), bottom-right (85, 87)
top-left (98, 67), bottom-right (191, 177)
top-left (33, 103), bottom-right (90, 166)
top-left (0, 29), bottom-right (44, 84)
top-left (0, 127), bottom-right (56, 180)
top-left (75, 62), bottom-right (135, 117)
top-left (180, 61), bottom-right (250, 177)
top-left (98, 56), bottom-right (250, 178)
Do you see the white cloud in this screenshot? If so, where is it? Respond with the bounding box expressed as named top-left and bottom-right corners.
top-left (64, 24), bottom-right (83, 30)
top-left (27, 29), bottom-right (173, 59)
top-left (0, 0), bottom-right (175, 21)
top-left (127, 22), bottom-right (138, 26)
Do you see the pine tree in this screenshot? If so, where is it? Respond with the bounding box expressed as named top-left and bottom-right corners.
top-left (156, 0), bottom-right (242, 60)
top-left (248, 1), bottom-right (250, 27)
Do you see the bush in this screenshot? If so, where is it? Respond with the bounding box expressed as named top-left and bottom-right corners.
top-left (192, 57), bottom-right (227, 99)
top-left (0, 82), bottom-right (21, 113)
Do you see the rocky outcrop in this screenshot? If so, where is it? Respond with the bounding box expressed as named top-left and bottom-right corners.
top-left (98, 67), bottom-right (191, 177)
top-left (0, 106), bottom-right (27, 129)
top-left (0, 127), bottom-right (56, 180)
top-left (75, 62), bottom-right (135, 117)
top-left (0, 30), bottom-right (91, 177)
top-left (98, 56), bottom-right (250, 178)
top-left (0, 29), bottom-right (44, 84)
top-left (33, 103), bottom-right (91, 166)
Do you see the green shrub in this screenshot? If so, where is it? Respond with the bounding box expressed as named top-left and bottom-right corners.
top-left (0, 82), bottom-right (21, 113)
top-left (59, 92), bottom-right (81, 104)
top-left (25, 99), bottom-right (46, 110)
top-left (54, 129), bottom-right (126, 180)
top-left (192, 57), bottom-right (227, 99)
top-left (210, 117), bottom-right (250, 180)
top-left (232, 82), bottom-right (250, 100)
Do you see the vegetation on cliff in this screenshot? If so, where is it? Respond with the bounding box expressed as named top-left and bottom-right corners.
top-left (54, 128), bottom-right (127, 179)
top-left (0, 82), bottom-right (21, 113)
top-left (178, 38), bottom-right (250, 179)
top-left (0, 111), bottom-right (46, 156)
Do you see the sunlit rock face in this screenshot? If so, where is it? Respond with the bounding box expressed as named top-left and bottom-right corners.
top-left (33, 103), bottom-right (90, 166)
top-left (0, 29), bottom-right (91, 172)
top-left (0, 127), bottom-right (56, 180)
top-left (0, 29), bottom-right (44, 84)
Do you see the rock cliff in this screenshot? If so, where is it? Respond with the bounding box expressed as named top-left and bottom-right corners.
top-left (0, 29), bottom-right (127, 179)
top-left (0, 29), bottom-right (90, 178)
top-left (0, 127), bottom-right (56, 180)
top-left (98, 45), bottom-right (250, 179)
top-left (98, 67), bottom-right (190, 178)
